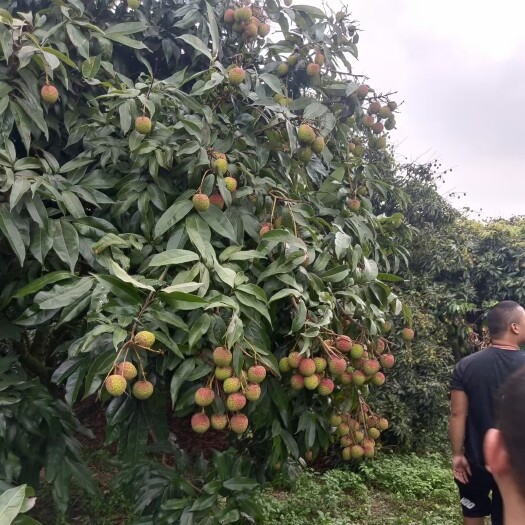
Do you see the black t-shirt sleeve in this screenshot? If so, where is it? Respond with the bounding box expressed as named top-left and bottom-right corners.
top-left (450, 361), bottom-right (465, 391)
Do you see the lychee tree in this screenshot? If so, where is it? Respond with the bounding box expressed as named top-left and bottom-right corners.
top-left (0, 0), bottom-right (414, 520)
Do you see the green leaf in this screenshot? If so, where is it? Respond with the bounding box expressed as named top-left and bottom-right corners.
top-left (170, 358), bottom-right (196, 408)
top-left (293, 4), bottom-right (327, 18)
top-left (108, 260), bottom-right (154, 291)
top-left (258, 229), bottom-right (307, 251)
top-left (14, 271), bottom-right (73, 298)
top-left (206, 2), bottom-right (220, 59)
top-left (199, 206), bottom-right (237, 242)
top-left (0, 485), bottom-right (26, 523)
top-left (363, 258), bottom-right (379, 282)
top-left (222, 477), bottom-right (259, 491)
top-left (105, 22), bottom-right (148, 35)
top-left (176, 34), bottom-right (212, 61)
top-left (66, 24), bottom-right (89, 58)
top-left (154, 199), bottom-right (194, 238)
top-left (148, 249), bottom-right (200, 267)
top-left (234, 291), bottom-right (271, 324)
top-left (35, 277), bottom-right (93, 310)
top-left (378, 273), bottom-right (404, 283)
top-left (269, 288), bottom-right (302, 303)
top-left (188, 313), bottom-right (212, 350)
top-left (105, 33), bottom-right (148, 49)
top-left (160, 291), bottom-right (208, 310)
top-left (260, 73), bottom-right (283, 94)
top-left (52, 220), bottom-right (79, 272)
top-left (0, 205), bottom-right (26, 266)
top-left (93, 275), bottom-right (143, 305)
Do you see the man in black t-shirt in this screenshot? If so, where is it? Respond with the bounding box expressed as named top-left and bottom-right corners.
top-left (449, 300), bottom-right (525, 525)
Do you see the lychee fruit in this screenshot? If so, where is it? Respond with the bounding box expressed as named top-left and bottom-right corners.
top-left (379, 354), bottom-right (395, 369)
top-left (318, 377), bottom-right (334, 396)
top-left (368, 100), bottom-right (381, 114)
top-left (234, 7), bottom-right (252, 22)
top-left (378, 418), bottom-right (389, 431)
top-left (355, 430), bottom-right (365, 443)
top-left (224, 176), bottom-right (237, 192)
top-left (352, 370), bottom-right (366, 386)
top-left (336, 336), bottom-right (353, 353)
top-left (192, 193), bottom-right (210, 211)
top-left (371, 372), bottom-right (385, 386)
top-left (371, 122), bottom-right (384, 135)
top-left (134, 330), bottom-right (155, 348)
top-left (311, 136), bottom-right (325, 154)
top-left (232, 21), bottom-right (246, 33)
top-left (288, 352), bottom-right (303, 369)
top-left (387, 100), bottom-right (398, 111)
top-left (362, 115), bottom-right (375, 128)
top-left (314, 357), bottom-right (327, 373)
top-left (337, 423), bottom-right (350, 436)
top-left (363, 445), bottom-right (375, 458)
top-left (223, 377), bottom-right (241, 394)
top-left (259, 222), bottom-right (272, 237)
top-left (244, 23), bottom-right (258, 39)
top-left (245, 383), bottom-right (262, 401)
top-left (330, 414), bottom-right (342, 427)
top-left (340, 435), bottom-right (353, 447)
top-left (127, 0), bottom-right (140, 8)
top-left (226, 392), bottom-right (247, 412)
top-left (195, 387), bottom-right (215, 406)
top-left (132, 380), bottom-right (154, 400)
top-left (356, 84), bottom-right (369, 98)
top-left (299, 358), bottom-right (316, 377)
top-left (297, 147), bottom-right (313, 163)
top-left (105, 374), bottom-right (127, 396)
top-left (314, 53), bottom-right (325, 66)
top-left (230, 413), bottom-right (249, 434)
top-left (304, 374), bottom-right (320, 390)
top-left (116, 361), bottom-right (138, 381)
top-left (342, 447), bottom-right (352, 461)
top-left (209, 193), bottom-right (225, 209)
top-left (215, 366), bottom-right (233, 381)
top-left (378, 106), bottom-right (392, 120)
top-left (297, 124), bottom-right (316, 145)
top-left (368, 427), bottom-right (381, 439)
top-left (385, 117), bottom-right (396, 130)
top-left (328, 357), bottom-right (347, 376)
top-left (348, 198), bottom-right (361, 212)
top-left (290, 374), bottom-right (305, 390)
top-left (229, 67), bottom-right (246, 86)
top-left (213, 346), bottom-right (232, 366)
top-left (258, 23), bottom-right (271, 37)
top-left (376, 339), bottom-right (386, 355)
top-left (213, 157), bottom-right (228, 175)
top-left (306, 63), bottom-right (320, 77)
top-left (224, 8), bottom-right (235, 24)
top-left (41, 84), bottom-right (59, 104)
top-left (350, 343), bottom-right (364, 359)
top-left (247, 365), bottom-right (266, 384)
top-left (211, 413), bottom-right (228, 430)
top-left (287, 53), bottom-right (299, 65)
top-left (383, 321), bottom-right (393, 333)
top-left (135, 116), bottom-right (152, 134)
top-left (279, 357), bottom-right (291, 372)
top-left (401, 328), bottom-right (414, 341)
top-left (363, 359), bottom-right (380, 376)
top-left (191, 412), bottom-right (210, 433)
top-left (277, 62), bottom-right (289, 76)
top-left (304, 450), bottom-right (313, 462)
top-left (351, 445), bottom-right (364, 458)
top-left (340, 371), bottom-right (353, 385)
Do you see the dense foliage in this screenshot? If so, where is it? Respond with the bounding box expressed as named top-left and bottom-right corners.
top-left (0, 0), bottom-right (416, 521)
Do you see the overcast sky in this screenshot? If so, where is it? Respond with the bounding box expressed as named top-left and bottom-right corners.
top-left (303, 0), bottom-right (525, 219)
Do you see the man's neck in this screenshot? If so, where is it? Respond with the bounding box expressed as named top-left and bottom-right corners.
top-left (503, 492), bottom-right (525, 525)
top-left (491, 340), bottom-right (519, 350)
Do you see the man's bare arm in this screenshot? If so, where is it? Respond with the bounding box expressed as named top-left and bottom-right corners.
top-left (449, 389), bottom-right (471, 483)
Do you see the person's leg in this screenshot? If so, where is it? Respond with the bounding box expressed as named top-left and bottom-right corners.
top-left (464, 518), bottom-right (484, 525)
top-left (456, 463), bottom-right (492, 525)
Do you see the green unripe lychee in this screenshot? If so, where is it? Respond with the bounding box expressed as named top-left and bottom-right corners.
top-left (378, 418), bottom-right (389, 431)
top-left (287, 53), bottom-right (299, 66)
top-left (304, 374), bottom-right (320, 390)
top-left (191, 412), bottom-right (210, 433)
top-left (368, 427), bottom-right (381, 439)
top-left (213, 346), bottom-right (232, 366)
top-left (41, 84), bottom-right (59, 104)
top-left (401, 327), bottom-right (414, 341)
top-left (223, 377), bottom-right (241, 394)
top-left (375, 136), bottom-right (387, 149)
top-left (127, 0), bottom-right (140, 7)
top-left (352, 370), bottom-right (366, 386)
top-left (224, 176), bottom-right (238, 192)
top-left (387, 100), bottom-right (398, 111)
top-left (342, 447), bottom-right (352, 461)
top-left (385, 117), bottom-right (396, 130)
top-left (213, 157), bottom-right (228, 175)
top-left (132, 380), bottom-right (154, 400)
top-left (297, 147), bottom-right (312, 163)
top-left (195, 387), bottom-right (215, 406)
top-left (134, 330), bottom-right (155, 348)
top-left (288, 352), bottom-right (303, 369)
top-left (348, 198), bottom-right (361, 212)
top-left (314, 357), bottom-right (327, 373)
top-left (229, 67), bottom-right (246, 85)
top-left (116, 362), bottom-right (138, 381)
top-left (330, 414), bottom-right (342, 427)
top-left (192, 193), bottom-right (210, 211)
top-left (378, 106), bottom-right (392, 120)
top-left (311, 136), bottom-right (325, 154)
top-left (351, 445), bottom-right (364, 458)
top-left (215, 366), bottom-right (233, 381)
top-left (277, 62), bottom-right (289, 76)
top-left (135, 116), bottom-right (152, 134)
top-left (105, 374), bottom-right (127, 396)
top-left (258, 23), bottom-right (270, 37)
top-left (234, 7), bottom-right (252, 22)
top-left (350, 343), bottom-right (364, 359)
top-left (297, 124), bottom-right (316, 145)
top-left (279, 357), bottom-right (291, 372)
top-left (337, 422), bottom-right (350, 436)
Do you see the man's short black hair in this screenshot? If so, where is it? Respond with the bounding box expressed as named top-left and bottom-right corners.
top-left (498, 365), bottom-right (525, 498)
top-left (486, 301), bottom-right (523, 337)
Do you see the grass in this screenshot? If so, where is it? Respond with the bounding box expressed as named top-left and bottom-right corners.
top-left (30, 452), bottom-right (467, 524)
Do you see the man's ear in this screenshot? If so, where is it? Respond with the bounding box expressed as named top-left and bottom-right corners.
top-left (484, 428), bottom-right (510, 475)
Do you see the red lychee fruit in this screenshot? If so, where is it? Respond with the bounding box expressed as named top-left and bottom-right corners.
top-left (299, 358), bottom-right (316, 377)
top-left (318, 377), bottom-right (334, 396)
top-left (371, 372), bottom-right (385, 386)
top-left (290, 374), bottom-right (305, 390)
top-left (211, 413), bottom-right (228, 430)
top-left (259, 222), bottom-right (272, 237)
top-left (328, 357), bottom-right (347, 376)
top-left (356, 84), bottom-right (370, 98)
top-left (363, 359), bottom-right (380, 376)
top-left (401, 328), bottom-right (415, 341)
top-left (245, 383), bottom-right (262, 401)
top-left (209, 193), bottom-right (225, 209)
top-left (191, 412), bottom-right (210, 433)
top-left (229, 66), bottom-right (246, 86)
top-left (41, 84), bottom-right (59, 104)
top-left (230, 413), bottom-right (249, 434)
top-left (340, 371), bottom-right (353, 385)
top-left (192, 193), bottom-right (210, 211)
top-left (352, 370), bottom-right (366, 386)
top-left (347, 198), bottom-right (361, 212)
top-left (195, 387), bottom-right (215, 407)
top-left (247, 365), bottom-right (266, 383)
top-left (223, 8), bottom-right (235, 24)
top-left (288, 352), bottom-right (303, 369)
top-left (368, 100), bottom-right (381, 114)
top-left (336, 335), bottom-right (354, 353)
top-left (306, 63), bottom-right (320, 77)
top-left (213, 346), bottom-right (232, 366)
top-left (226, 392), bottom-right (247, 411)
top-left (378, 418), bottom-right (389, 431)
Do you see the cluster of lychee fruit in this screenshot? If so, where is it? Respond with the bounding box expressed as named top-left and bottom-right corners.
top-left (104, 331), bottom-right (156, 400)
top-left (276, 50), bottom-right (326, 80)
top-left (223, 6), bottom-right (271, 42)
top-left (330, 408), bottom-right (389, 460)
top-left (296, 123), bottom-right (325, 163)
top-left (190, 346), bottom-right (267, 435)
top-left (279, 335), bottom-right (394, 394)
top-left (192, 151), bottom-right (238, 211)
